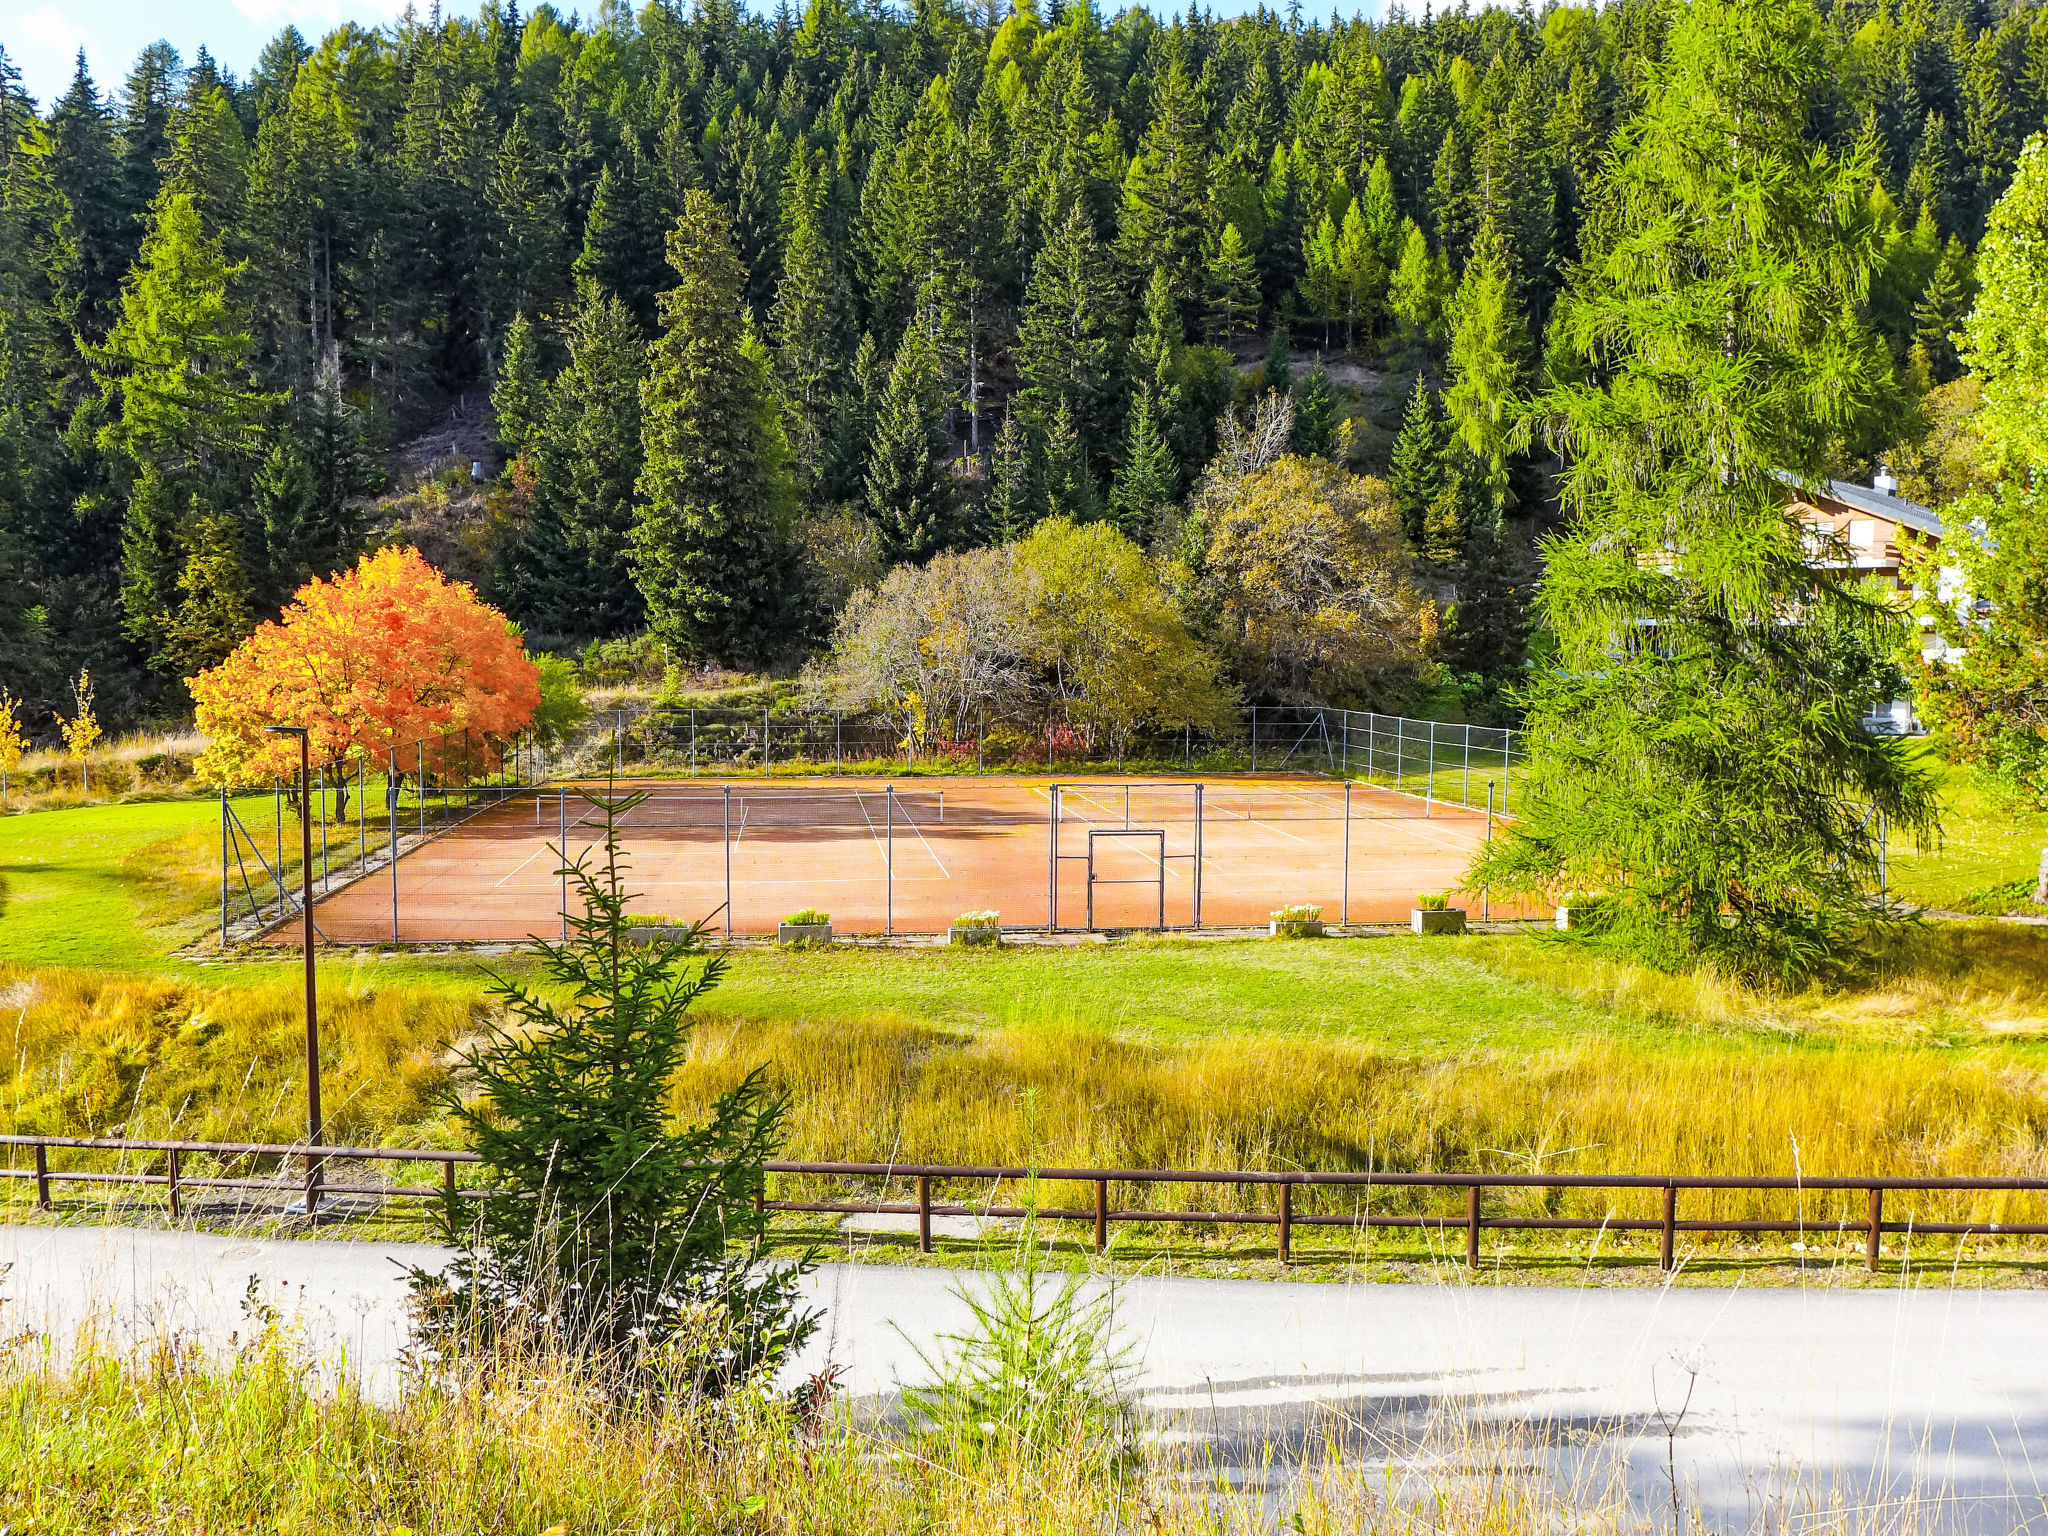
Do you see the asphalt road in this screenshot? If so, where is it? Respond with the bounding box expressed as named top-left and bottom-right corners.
top-left (5, 1223), bottom-right (2045, 1531)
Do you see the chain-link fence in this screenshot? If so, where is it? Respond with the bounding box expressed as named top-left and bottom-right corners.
top-left (218, 727), bottom-right (549, 946)
top-left (598, 703), bottom-right (1522, 800)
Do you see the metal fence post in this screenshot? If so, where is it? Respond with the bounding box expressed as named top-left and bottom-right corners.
top-left (763, 704), bottom-right (772, 771)
top-left (1879, 813), bottom-right (1888, 902)
top-left (691, 709), bottom-right (698, 777)
top-left (1048, 784), bottom-right (1059, 932)
top-left (389, 751), bottom-right (400, 943)
top-left (886, 784), bottom-right (895, 936)
top-left (1193, 783), bottom-right (1204, 928)
top-left (273, 778), bottom-right (283, 922)
top-left (1394, 718), bottom-right (1403, 796)
top-left (1463, 725), bottom-right (1471, 808)
top-left (835, 711), bottom-right (842, 774)
top-left (1279, 1180), bottom-right (1293, 1265)
top-left (1425, 722), bottom-right (1435, 814)
top-left (1466, 1184), bottom-right (1482, 1268)
top-left (1484, 780), bottom-right (1494, 923)
top-left (559, 787), bottom-right (568, 941)
top-left (1867, 1187), bottom-right (1884, 1271)
top-left (1342, 778), bottom-right (1351, 926)
top-left (1250, 705), bottom-right (1258, 773)
top-left (723, 785), bottom-right (733, 938)
top-left (219, 785), bottom-right (229, 944)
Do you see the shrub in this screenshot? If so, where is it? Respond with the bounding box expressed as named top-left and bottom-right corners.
top-left (783, 909), bottom-right (830, 926)
top-left (954, 910), bottom-right (1001, 930)
top-left (1270, 904), bottom-right (1322, 922)
top-left (1415, 892), bottom-right (1449, 910)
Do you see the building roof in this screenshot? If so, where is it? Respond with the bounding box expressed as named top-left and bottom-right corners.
top-left (1817, 478), bottom-right (1945, 539)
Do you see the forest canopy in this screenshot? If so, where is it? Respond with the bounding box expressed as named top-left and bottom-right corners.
top-left (0, 0), bottom-right (2030, 737)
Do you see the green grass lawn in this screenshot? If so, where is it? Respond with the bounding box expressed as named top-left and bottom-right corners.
top-left (0, 796), bottom-right (230, 970)
top-left (1885, 742), bottom-right (2048, 912)
top-left (705, 936), bottom-right (1621, 1052)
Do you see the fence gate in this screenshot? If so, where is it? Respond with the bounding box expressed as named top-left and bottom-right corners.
top-left (1085, 827), bottom-right (1167, 930)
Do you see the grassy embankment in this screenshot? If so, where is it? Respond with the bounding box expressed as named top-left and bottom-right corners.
top-left (6, 768), bottom-right (2048, 1277)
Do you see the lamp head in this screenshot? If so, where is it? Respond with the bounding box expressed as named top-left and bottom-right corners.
top-left (265, 725), bottom-right (308, 737)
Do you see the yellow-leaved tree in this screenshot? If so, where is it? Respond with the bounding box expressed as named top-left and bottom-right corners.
top-left (0, 690), bottom-right (27, 809)
top-left (60, 672), bottom-right (101, 793)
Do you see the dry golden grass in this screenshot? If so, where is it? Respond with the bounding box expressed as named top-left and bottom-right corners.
top-left (1, 730), bottom-right (205, 816)
top-left (0, 961), bottom-right (478, 1148)
top-left (1476, 922), bottom-right (2048, 1040)
top-left (11, 933), bottom-right (2048, 1236)
top-left (0, 1318), bottom-right (1948, 1535)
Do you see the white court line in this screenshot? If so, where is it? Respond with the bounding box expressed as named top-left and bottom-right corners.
top-left (895, 796), bottom-right (951, 879)
top-left (492, 844), bottom-right (554, 888)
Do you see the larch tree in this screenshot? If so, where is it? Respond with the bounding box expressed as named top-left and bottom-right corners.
top-left (633, 191), bottom-right (799, 666)
top-left (1473, 0), bottom-right (1938, 979)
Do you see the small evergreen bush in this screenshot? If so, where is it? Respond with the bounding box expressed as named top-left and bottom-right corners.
top-left (412, 791), bottom-right (816, 1391)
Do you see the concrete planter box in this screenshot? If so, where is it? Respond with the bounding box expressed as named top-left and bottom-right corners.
top-left (949, 925), bottom-right (1001, 947)
top-left (627, 925), bottom-right (695, 944)
top-left (1268, 919), bottom-right (1325, 939)
top-left (1554, 906), bottom-right (1583, 932)
top-left (1411, 908), bottom-right (1467, 936)
top-left (778, 922), bottom-right (832, 946)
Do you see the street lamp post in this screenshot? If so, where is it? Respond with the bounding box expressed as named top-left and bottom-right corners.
top-left (266, 724), bottom-right (322, 1219)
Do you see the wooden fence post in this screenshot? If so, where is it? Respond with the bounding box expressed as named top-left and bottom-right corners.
top-left (1660, 1184), bottom-right (1678, 1271)
top-left (1466, 1184), bottom-right (1481, 1268)
top-left (917, 1174), bottom-right (931, 1253)
top-left (1867, 1186), bottom-right (1883, 1271)
top-left (1279, 1180), bottom-right (1294, 1266)
top-left (1095, 1179), bottom-right (1108, 1254)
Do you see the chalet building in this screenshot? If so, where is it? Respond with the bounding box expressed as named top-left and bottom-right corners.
top-left (1789, 471), bottom-right (1951, 733)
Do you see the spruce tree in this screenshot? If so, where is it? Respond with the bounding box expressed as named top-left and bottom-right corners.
top-left (492, 313), bottom-right (550, 459)
top-left (1292, 364), bottom-right (1338, 458)
top-left (1107, 389), bottom-right (1177, 535)
top-left (865, 312), bottom-right (955, 562)
top-left (1204, 222), bottom-right (1261, 343)
top-left (987, 408), bottom-right (1039, 542)
top-left (547, 285), bottom-right (649, 636)
top-left (1015, 204), bottom-right (1120, 451)
top-left (574, 148), bottom-right (670, 334)
top-left (414, 794), bottom-right (814, 1379)
top-left (771, 153), bottom-right (854, 498)
top-left (1117, 60), bottom-right (1211, 314)
top-left (1389, 376), bottom-right (1449, 547)
top-left (1473, 0), bottom-right (1937, 978)
top-left (634, 191), bottom-right (796, 665)
top-left (1038, 400), bottom-right (1099, 522)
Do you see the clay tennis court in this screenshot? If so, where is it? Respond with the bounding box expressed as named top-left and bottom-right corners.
top-left (309, 775), bottom-right (1544, 942)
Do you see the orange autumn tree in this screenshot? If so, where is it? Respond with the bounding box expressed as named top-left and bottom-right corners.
top-left (191, 547), bottom-right (542, 788)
